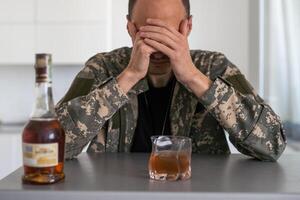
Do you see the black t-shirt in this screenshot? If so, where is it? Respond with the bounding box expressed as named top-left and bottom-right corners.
top-left (130, 77), bottom-right (175, 152)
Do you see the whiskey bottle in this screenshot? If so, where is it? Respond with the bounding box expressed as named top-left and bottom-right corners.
top-left (22, 54), bottom-right (65, 184)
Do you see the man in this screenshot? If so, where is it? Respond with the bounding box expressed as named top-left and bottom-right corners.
top-left (55, 0), bottom-right (286, 161)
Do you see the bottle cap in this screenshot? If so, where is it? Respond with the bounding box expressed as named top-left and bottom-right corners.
top-left (35, 54), bottom-right (52, 83)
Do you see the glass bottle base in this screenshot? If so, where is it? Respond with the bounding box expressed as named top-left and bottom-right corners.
top-left (22, 173), bottom-right (65, 185)
top-left (149, 170), bottom-right (191, 181)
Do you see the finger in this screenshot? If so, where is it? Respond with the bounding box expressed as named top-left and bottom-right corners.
top-left (146, 18), bottom-right (181, 37)
top-left (136, 38), bottom-right (157, 54)
top-left (140, 31), bottom-right (178, 50)
top-left (140, 25), bottom-right (179, 42)
top-left (142, 40), bottom-right (158, 54)
top-left (143, 38), bottom-right (174, 58)
top-left (179, 19), bottom-right (188, 37)
top-left (147, 45), bottom-right (158, 54)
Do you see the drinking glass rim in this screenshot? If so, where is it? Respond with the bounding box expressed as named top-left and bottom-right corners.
top-left (150, 135), bottom-right (191, 142)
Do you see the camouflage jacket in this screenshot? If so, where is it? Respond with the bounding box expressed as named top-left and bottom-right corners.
top-left (55, 47), bottom-right (286, 161)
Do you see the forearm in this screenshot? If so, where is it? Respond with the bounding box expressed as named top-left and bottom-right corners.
top-left (56, 77), bottom-right (129, 159)
top-left (199, 77), bottom-right (286, 161)
top-left (182, 67), bottom-right (212, 98)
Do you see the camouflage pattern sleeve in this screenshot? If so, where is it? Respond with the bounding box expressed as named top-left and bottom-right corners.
top-left (199, 53), bottom-right (287, 161)
top-left (55, 59), bottom-right (129, 159)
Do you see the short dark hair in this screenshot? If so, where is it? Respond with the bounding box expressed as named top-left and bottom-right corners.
top-left (128, 0), bottom-right (190, 20)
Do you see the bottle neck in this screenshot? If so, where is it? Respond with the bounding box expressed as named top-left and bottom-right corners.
top-left (30, 81), bottom-right (56, 119)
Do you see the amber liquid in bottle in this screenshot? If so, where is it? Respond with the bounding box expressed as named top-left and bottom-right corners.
top-left (22, 54), bottom-right (65, 184)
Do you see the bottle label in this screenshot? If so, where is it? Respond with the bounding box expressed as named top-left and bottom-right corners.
top-left (23, 143), bottom-right (58, 167)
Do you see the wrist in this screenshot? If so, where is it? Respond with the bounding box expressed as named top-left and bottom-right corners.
top-left (117, 67), bottom-right (142, 94)
top-left (126, 65), bottom-right (144, 82)
top-left (180, 65), bottom-right (199, 86)
top-left (183, 68), bottom-right (212, 98)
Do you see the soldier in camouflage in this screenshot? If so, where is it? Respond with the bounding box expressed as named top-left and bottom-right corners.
top-left (55, 0), bottom-right (286, 161)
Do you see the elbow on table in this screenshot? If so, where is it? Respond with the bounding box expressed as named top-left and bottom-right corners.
top-left (246, 110), bottom-right (287, 162)
top-left (235, 125), bottom-right (287, 162)
top-left (247, 133), bottom-right (287, 162)
top-left (258, 145), bottom-right (286, 162)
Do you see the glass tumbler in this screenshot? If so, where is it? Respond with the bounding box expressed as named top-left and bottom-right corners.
top-left (148, 136), bottom-right (192, 181)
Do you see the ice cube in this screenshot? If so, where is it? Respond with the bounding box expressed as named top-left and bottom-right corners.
top-left (154, 136), bottom-right (173, 147)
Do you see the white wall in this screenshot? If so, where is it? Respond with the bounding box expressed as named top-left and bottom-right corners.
top-left (190, 0), bottom-right (250, 75)
top-left (0, 0), bottom-right (251, 66)
top-left (0, 65), bottom-right (82, 123)
top-left (0, 0), bottom-right (110, 64)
